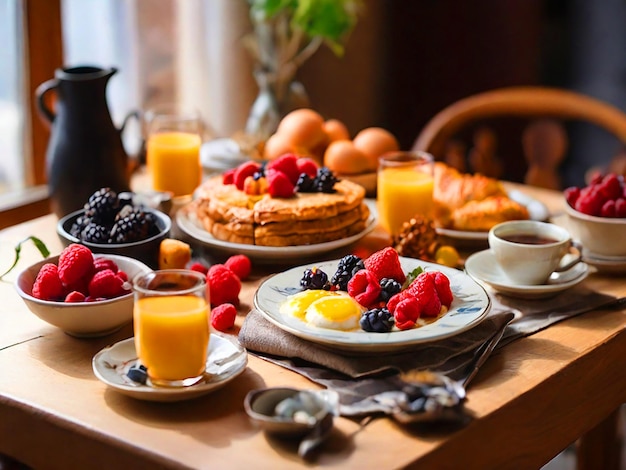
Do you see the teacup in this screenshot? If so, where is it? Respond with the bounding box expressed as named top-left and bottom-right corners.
top-left (488, 220), bottom-right (582, 285)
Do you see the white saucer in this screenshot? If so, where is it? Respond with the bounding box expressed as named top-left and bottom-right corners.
top-left (92, 334), bottom-right (247, 402)
top-left (465, 249), bottom-right (590, 299)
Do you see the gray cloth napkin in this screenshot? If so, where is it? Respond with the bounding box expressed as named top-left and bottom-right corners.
top-left (239, 287), bottom-right (619, 417)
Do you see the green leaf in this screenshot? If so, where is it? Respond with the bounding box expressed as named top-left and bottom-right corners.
top-left (0, 236), bottom-right (50, 280)
top-left (402, 266), bottom-right (424, 290)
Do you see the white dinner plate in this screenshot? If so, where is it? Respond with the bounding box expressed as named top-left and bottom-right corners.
top-left (176, 200), bottom-right (377, 263)
top-left (92, 334), bottom-right (247, 402)
top-left (436, 189), bottom-right (550, 242)
top-left (465, 249), bottom-right (590, 299)
top-left (253, 257), bottom-right (491, 352)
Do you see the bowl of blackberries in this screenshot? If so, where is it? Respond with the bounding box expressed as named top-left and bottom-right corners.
top-left (57, 188), bottom-right (171, 268)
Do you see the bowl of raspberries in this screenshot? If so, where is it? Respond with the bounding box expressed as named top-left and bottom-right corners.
top-left (56, 187), bottom-right (171, 268)
top-left (564, 173), bottom-right (626, 258)
top-left (15, 244), bottom-right (152, 337)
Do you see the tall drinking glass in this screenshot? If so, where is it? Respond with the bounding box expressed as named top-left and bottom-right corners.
top-left (377, 151), bottom-right (435, 236)
top-left (146, 106), bottom-right (203, 199)
top-left (133, 270), bottom-right (210, 387)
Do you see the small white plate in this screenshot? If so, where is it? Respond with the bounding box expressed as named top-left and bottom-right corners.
top-left (92, 334), bottom-right (247, 402)
top-left (436, 189), bottom-right (550, 242)
top-left (176, 201), bottom-right (377, 264)
top-left (582, 250), bottom-right (626, 274)
top-left (465, 249), bottom-right (590, 299)
top-left (253, 257), bottom-right (491, 352)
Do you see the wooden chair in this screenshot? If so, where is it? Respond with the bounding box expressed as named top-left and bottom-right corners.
top-left (412, 86), bottom-right (626, 189)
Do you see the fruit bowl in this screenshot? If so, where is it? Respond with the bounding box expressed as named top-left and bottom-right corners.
top-left (15, 254), bottom-right (151, 337)
top-left (57, 207), bottom-right (171, 269)
top-left (564, 202), bottom-right (626, 257)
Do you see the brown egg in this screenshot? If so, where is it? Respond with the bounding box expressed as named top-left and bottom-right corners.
top-left (263, 132), bottom-right (295, 161)
top-left (323, 140), bottom-right (374, 175)
top-left (353, 127), bottom-right (400, 169)
top-left (276, 108), bottom-right (327, 149)
top-left (323, 119), bottom-right (350, 142)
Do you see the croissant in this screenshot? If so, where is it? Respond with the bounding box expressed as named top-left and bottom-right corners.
top-left (450, 196), bottom-right (530, 231)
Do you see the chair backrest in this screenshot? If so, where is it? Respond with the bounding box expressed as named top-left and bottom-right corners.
top-left (411, 86), bottom-right (626, 189)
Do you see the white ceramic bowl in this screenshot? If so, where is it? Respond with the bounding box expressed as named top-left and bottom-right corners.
top-left (15, 254), bottom-right (151, 338)
top-left (564, 201), bottom-right (626, 257)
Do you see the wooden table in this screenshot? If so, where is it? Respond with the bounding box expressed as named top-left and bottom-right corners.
top-left (0, 185), bottom-right (624, 469)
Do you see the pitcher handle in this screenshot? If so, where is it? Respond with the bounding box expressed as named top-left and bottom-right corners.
top-left (120, 109), bottom-right (141, 134)
top-left (35, 78), bottom-right (59, 125)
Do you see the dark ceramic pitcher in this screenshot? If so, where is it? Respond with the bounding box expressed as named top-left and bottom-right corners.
top-left (36, 66), bottom-right (135, 217)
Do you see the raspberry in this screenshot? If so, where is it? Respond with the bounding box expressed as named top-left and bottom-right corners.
top-left (426, 271), bottom-right (453, 308)
top-left (224, 254), bottom-right (252, 280)
top-left (234, 161), bottom-right (261, 190)
top-left (222, 168), bottom-right (236, 185)
top-left (411, 272), bottom-right (442, 317)
top-left (347, 269), bottom-right (381, 308)
top-left (600, 199), bottom-right (616, 217)
top-left (295, 157), bottom-right (319, 179)
top-left (211, 303), bottom-right (237, 331)
top-left (364, 247), bottom-right (406, 284)
top-left (393, 297), bottom-right (421, 330)
top-left (207, 264), bottom-right (241, 307)
top-left (599, 174), bottom-right (622, 200)
top-left (93, 257), bottom-right (118, 273)
top-left (32, 263), bottom-right (65, 301)
top-left (574, 186), bottom-right (604, 216)
top-left (58, 244), bottom-right (94, 286)
top-left (64, 291), bottom-right (86, 303)
top-left (616, 198), bottom-right (626, 217)
top-left (189, 262), bottom-right (209, 275)
top-left (88, 269), bottom-right (127, 299)
top-left (63, 276), bottom-right (90, 296)
top-left (267, 154), bottom-right (301, 185)
top-left (564, 186), bottom-right (580, 207)
top-left (117, 271), bottom-right (128, 282)
top-left (266, 169), bottom-right (295, 198)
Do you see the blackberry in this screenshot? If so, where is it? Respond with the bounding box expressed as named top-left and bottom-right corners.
top-left (70, 214), bottom-right (92, 238)
top-left (84, 187), bottom-right (119, 225)
top-left (81, 222), bottom-right (110, 244)
top-left (379, 278), bottom-right (402, 302)
top-left (360, 307), bottom-right (394, 333)
top-left (314, 167), bottom-right (338, 193)
top-left (295, 173), bottom-right (316, 193)
top-left (331, 254), bottom-right (365, 291)
top-left (109, 207), bottom-right (152, 243)
top-left (300, 267), bottom-right (330, 290)
top-left (127, 364), bottom-right (148, 385)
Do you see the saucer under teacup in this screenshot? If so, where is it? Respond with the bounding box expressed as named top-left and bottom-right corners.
top-left (581, 249), bottom-right (626, 274)
top-left (465, 249), bottom-right (590, 299)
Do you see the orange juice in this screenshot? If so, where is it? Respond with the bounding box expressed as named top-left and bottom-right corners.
top-left (377, 167), bottom-right (434, 236)
top-left (134, 294), bottom-right (209, 383)
top-left (147, 131), bottom-right (202, 197)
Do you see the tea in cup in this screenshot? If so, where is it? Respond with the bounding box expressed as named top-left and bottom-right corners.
top-left (133, 269), bottom-right (210, 387)
top-left (488, 220), bottom-right (582, 285)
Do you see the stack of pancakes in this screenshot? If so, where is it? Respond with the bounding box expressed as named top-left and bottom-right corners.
top-left (192, 177), bottom-right (370, 246)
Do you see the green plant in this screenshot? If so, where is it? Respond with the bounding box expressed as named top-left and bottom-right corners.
top-left (0, 236), bottom-right (50, 280)
top-left (248, 0), bottom-right (360, 56)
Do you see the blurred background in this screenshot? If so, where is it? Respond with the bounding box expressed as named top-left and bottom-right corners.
top-left (2, 0), bottom-right (626, 198)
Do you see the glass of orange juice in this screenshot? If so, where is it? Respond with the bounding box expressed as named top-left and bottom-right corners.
top-left (377, 151), bottom-right (435, 236)
top-left (133, 270), bottom-right (210, 387)
top-left (146, 106), bottom-right (203, 199)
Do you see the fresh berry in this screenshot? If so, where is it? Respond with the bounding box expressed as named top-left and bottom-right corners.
top-left (360, 307), bottom-right (394, 333)
top-left (314, 167), bottom-right (338, 193)
top-left (64, 276), bottom-right (90, 296)
top-left (599, 174), bottom-right (622, 200)
top-left (207, 264), bottom-right (241, 307)
top-left (211, 303), bottom-right (237, 331)
top-left (127, 364), bottom-right (148, 384)
top-left (88, 269), bottom-right (128, 299)
top-left (109, 207), bottom-right (155, 243)
top-left (331, 254), bottom-right (365, 291)
top-left (234, 161), bottom-right (261, 190)
top-left (225, 254), bottom-right (252, 280)
top-left (616, 198), bottom-right (626, 217)
top-left (379, 277), bottom-right (402, 302)
top-left (393, 297), bottom-right (421, 330)
top-left (364, 247), bottom-right (406, 284)
top-left (347, 269), bottom-right (381, 308)
top-left (93, 257), bottom-right (118, 273)
top-left (266, 169), bottom-right (295, 198)
top-left (295, 157), bottom-right (319, 179)
top-left (267, 154), bottom-right (301, 185)
top-left (69, 214), bottom-right (92, 238)
top-left (295, 173), bottom-right (316, 193)
top-left (574, 186), bottom-right (604, 216)
top-left (117, 271), bottom-right (128, 282)
top-left (222, 168), bottom-right (236, 185)
top-left (64, 291), bottom-right (86, 303)
top-left (81, 223), bottom-right (110, 244)
top-left (189, 262), bottom-right (209, 275)
top-left (58, 243), bottom-right (94, 285)
top-left (300, 267), bottom-right (330, 290)
top-left (426, 271), bottom-right (453, 308)
top-left (32, 263), bottom-right (65, 301)
top-left (564, 186), bottom-right (580, 207)
top-left (411, 272), bottom-right (442, 317)
top-left (600, 199), bottom-right (616, 217)
top-left (83, 187), bottom-right (119, 225)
